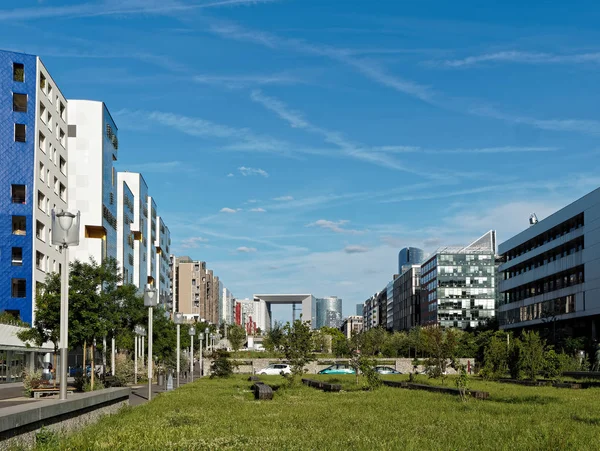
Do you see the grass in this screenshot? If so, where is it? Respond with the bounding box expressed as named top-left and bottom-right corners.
top-left (40, 375), bottom-right (600, 450)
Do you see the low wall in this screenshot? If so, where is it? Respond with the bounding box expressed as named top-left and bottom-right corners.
top-left (0, 387), bottom-right (130, 449)
top-left (222, 358), bottom-right (474, 376)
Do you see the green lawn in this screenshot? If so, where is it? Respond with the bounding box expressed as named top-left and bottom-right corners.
top-left (42, 375), bottom-right (600, 450)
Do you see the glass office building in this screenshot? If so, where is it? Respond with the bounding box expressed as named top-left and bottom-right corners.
top-left (399, 247), bottom-right (425, 274)
top-left (316, 296), bottom-right (342, 329)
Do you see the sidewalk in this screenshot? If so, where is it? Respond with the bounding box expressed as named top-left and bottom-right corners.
top-left (129, 376), bottom-right (198, 406)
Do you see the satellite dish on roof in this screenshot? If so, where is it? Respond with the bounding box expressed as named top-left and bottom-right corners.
top-left (529, 213), bottom-right (538, 226)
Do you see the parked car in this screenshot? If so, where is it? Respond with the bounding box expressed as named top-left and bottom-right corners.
top-left (318, 364), bottom-right (355, 375)
top-left (374, 366), bottom-right (401, 375)
top-left (258, 364), bottom-right (291, 375)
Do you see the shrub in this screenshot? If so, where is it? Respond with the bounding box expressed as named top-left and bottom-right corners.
top-left (520, 331), bottom-right (545, 380)
top-left (35, 427), bottom-right (59, 447)
top-left (508, 339), bottom-right (522, 379)
top-left (210, 350), bottom-right (236, 378)
top-left (22, 369), bottom-right (44, 397)
top-left (480, 335), bottom-right (509, 380)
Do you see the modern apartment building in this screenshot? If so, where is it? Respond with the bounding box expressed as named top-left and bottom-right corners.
top-left (316, 296), bottom-right (343, 329)
top-left (399, 247), bottom-right (425, 274)
top-left (0, 51), bottom-right (68, 324)
top-left (392, 265), bottom-right (421, 331)
top-left (117, 172), bottom-right (149, 291)
top-left (342, 315), bottom-right (363, 339)
top-left (221, 286), bottom-right (234, 324)
top-left (420, 231), bottom-right (497, 329)
top-left (156, 216), bottom-right (171, 308)
top-left (116, 177), bottom-right (135, 285)
top-left (363, 293), bottom-right (379, 331)
top-left (356, 303), bottom-right (363, 316)
top-left (497, 189), bottom-right (599, 340)
top-left (67, 100), bottom-right (118, 266)
top-left (386, 280), bottom-right (395, 331)
top-left (146, 197), bottom-right (157, 287)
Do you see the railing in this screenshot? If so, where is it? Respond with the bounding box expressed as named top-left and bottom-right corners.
top-left (11, 290), bottom-right (26, 298)
top-left (11, 196), bottom-right (26, 204)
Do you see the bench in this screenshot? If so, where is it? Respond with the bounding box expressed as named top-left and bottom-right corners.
top-left (252, 383), bottom-right (273, 400)
top-left (382, 380), bottom-right (489, 399)
top-left (301, 379), bottom-right (342, 392)
top-left (32, 387), bottom-right (75, 399)
top-left (248, 376), bottom-right (260, 382)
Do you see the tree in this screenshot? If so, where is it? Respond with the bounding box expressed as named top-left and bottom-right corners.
top-left (422, 327), bottom-right (458, 384)
top-left (281, 317), bottom-right (314, 381)
top-left (263, 321), bottom-right (284, 352)
top-left (480, 332), bottom-right (509, 380)
top-left (228, 324), bottom-right (246, 352)
top-left (519, 331), bottom-right (545, 380)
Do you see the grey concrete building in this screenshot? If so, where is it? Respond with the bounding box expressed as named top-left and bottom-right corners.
top-left (342, 315), bottom-right (363, 338)
top-left (392, 265), bottom-right (422, 331)
top-left (497, 188), bottom-right (600, 340)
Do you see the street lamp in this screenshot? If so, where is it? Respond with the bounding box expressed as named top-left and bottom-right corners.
top-left (188, 326), bottom-right (196, 382)
top-left (199, 334), bottom-right (204, 377)
top-left (134, 325), bottom-right (145, 384)
top-left (50, 208), bottom-right (80, 401)
top-left (205, 327), bottom-right (210, 353)
top-left (174, 312), bottom-right (184, 388)
top-left (144, 286), bottom-right (158, 401)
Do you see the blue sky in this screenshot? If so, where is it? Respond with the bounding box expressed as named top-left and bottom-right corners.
top-left (3, 0), bottom-right (600, 321)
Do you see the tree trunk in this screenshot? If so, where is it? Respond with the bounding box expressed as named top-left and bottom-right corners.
top-left (83, 340), bottom-right (87, 377)
top-left (53, 350), bottom-right (57, 388)
top-left (91, 339), bottom-right (96, 390)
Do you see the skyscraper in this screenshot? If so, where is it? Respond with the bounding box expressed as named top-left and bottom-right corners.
top-left (398, 247), bottom-right (425, 274)
top-left (316, 296), bottom-right (342, 329)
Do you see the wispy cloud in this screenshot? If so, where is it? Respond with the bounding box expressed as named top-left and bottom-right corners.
top-left (250, 208), bottom-right (267, 213)
top-left (239, 166), bottom-right (269, 177)
top-left (250, 90), bottom-right (417, 173)
top-left (432, 50), bottom-right (600, 68)
top-left (237, 246), bottom-right (257, 253)
top-left (220, 207), bottom-right (237, 213)
top-left (372, 145), bottom-right (558, 154)
top-left (273, 196), bottom-right (294, 201)
top-left (193, 73), bottom-right (304, 89)
top-left (227, 173), bottom-right (234, 177)
top-left (0, 0), bottom-right (278, 21)
top-left (180, 236), bottom-right (209, 249)
top-left (307, 219), bottom-right (363, 234)
top-left (123, 160), bottom-right (188, 173)
top-left (343, 245), bottom-right (370, 254)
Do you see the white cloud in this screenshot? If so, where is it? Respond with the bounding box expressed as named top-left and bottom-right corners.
top-left (227, 173), bottom-right (234, 177)
top-left (237, 246), bottom-right (257, 253)
top-left (273, 195), bottom-right (294, 201)
top-left (307, 219), bottom-right (363, 234)
top-left (239, 166), bottom-right (269, 177)
top-left (124, 160), bottom-right (186, 173)
top-left (180, 236), bottom-right (209, 249)
top-left (220, 207), bottom-right (237, 214)
top-left (250, 208), bottom-right (266, 213)
top-left (372, 145), bottom-right (558, 154)
top-left (343, 245), bottom-right (370, 254)
top-left (193, 73), bottom-right (303, 89)
top-left (247, 199), bottom-right (258, 203)
top-left (433, 50), bottom-right (600, 68)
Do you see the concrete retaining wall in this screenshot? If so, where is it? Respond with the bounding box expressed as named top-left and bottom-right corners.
top-left (0, 387), bottom-right (130, 449)
top-left (217, 358), bottom-right (474, 376)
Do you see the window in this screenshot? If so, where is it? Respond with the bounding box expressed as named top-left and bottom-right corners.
top-left (36, 252), bottom-right (45, 272)
top-left (11, 279), bottom-right (26, 298)
top-left (14, 124), bottom-right (26, 142)
top-left (59, 102), bottom-right (65, 121)
top-left (39, 102), bottom-right (47, 123)
top-left (59, 128), bottom-right (65, 147)
top-left (38, 191), bottom-right (46, 212)
top-left (39, 162), bottom-right (45, 181)
top-left (54, 177), bottom-right (58, 194)
top-left (13, 63), bottom-right (24, 82)
top-left (11, 184), bottom-right (26, 204)
top-left (40, 73), bottom-right (46, 91)
top-left (59, 183), bottom-right (66, 201)
top-left (36, 220), bottom-right (45, 242)
top-left (47, 84), bottom-right (53, 102)
top-left (60, 156), bottom-right (66, 175)
top-left (12, 216), bottom-right (26, 235)
top-left (12, 248), bottom-right (23, 266)
top-left (13, 93), bottom-right (27, 112)
top-left (39, 131), bottom-right (46, 153)
top-left (47, 114), bottom-right (52, 132)
top-left (68, 125), bottom-right (76, 137)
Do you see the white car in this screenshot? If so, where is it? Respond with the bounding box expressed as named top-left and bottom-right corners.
top-left (257, 364), bottom-right (291, 376)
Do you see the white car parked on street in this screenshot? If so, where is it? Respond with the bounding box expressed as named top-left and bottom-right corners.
top-left (257, 364), bottom-right (291, 376)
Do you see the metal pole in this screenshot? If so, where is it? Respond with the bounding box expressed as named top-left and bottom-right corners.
top-left (199, 338), bottom-right (203, 377)
top-left (176, 324), bottom-right (180, 388)
top-left (141, 336), bottom-right (144, 361)
top-left (111, 334), bottom-right (116, 376)
top-left (148, 307), bottom-right (153, 401)
top-left (190, 336), bottom-right (194, 383)
top-left (59, 246), bottom-right (69, 400)
top-left (134, 334), bottom-right (138, 384)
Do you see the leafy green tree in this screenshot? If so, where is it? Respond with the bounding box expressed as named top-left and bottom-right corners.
top-left (228, 324), bottom-right (246, 352)
top-left (408, 326), bottom-right (424, 358)
top-left (422, 327), bottom-right (458, 384)
top-left (480, 333), bottom-right (509, 380)
top-left (382, 331), bottom-right (410, 357)
top-left (519, 331), bottom-right (545, 380)
top-left (311, 329), bottom-right (328, 353)
top-left (281, 317), bottom-right (314, 381)
top-left (210, 350), bottom-right (236, 378)
top-left (263, 321), bottom-right (284, 352)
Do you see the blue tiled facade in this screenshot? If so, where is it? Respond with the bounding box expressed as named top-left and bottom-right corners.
top-left (0, 51), bottom-right (37, 323)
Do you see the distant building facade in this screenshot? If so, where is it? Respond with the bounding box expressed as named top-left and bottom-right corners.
top-left (392, 265), bottom-right (422, 331)
top-left (399, 247), bottom-right (425, 274)
top-left (316, 296), bottom-right (343, 329)
top-left (342, 315), bottom-right (363, 338)
top-left (420, 231), bottom-right (497, 329)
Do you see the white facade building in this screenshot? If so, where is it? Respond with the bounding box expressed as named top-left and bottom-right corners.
top-left (116, 176), bottom-right (135, 285)
top-left (67, 100), bottom-right (119, 266)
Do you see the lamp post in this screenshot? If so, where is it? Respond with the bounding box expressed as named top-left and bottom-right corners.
top-left (205, 327), bottom-right (209, 353)
top-left (144, 287), bottom-right (158, 401)
top-left (174, 313), bottom-right (184, 388)
top-left (134, 325), bottom-right (144, 384)
top-left (199, 335), bottom-right (204, 377)
top-left (188, 326), bottom-right (196, 382)
top-left (50, 208), bottom-right (80, 401)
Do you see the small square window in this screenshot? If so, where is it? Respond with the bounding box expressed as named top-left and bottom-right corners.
top-left (40, 73), bottom-right (46, 91)
top-left (11, 279), bottom-right (26, 298)
top-left (11, 248), bottom-right (23, 266)
top-left (40, 102), bottom-right (46, 123)
top-left (60, 156), bottom-right (66, 175)
top-left (14, 124), bottom-right (26, 142)
top-left (11, 184), bottom-right (26, 204)
top-left (59, 183), bottom-right (66, 201)
top-left (12, 216), bottom-right (26, 235)
top-left (13, 93), bottom-right (27, 112)
top-left (38, 191), bottom-right (46, 211)
top-left (13, 63), bottom-right (24, 82)
top-left (39, 131), bottom-right (46, 152)
top-left (36, 220), bottom-right (45, 242)
top-left (36, 251), bottom-right (45, 272)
